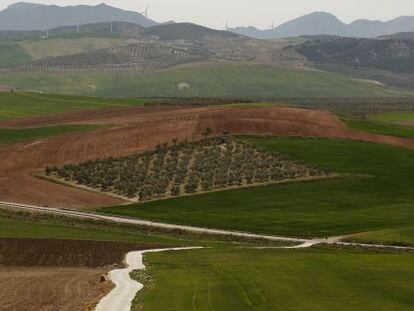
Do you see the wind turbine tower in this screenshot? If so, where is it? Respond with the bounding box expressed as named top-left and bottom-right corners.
top-left (270, 19), bottom-right (276, 30)
top-left (141, 4), bottom-right (149, 18)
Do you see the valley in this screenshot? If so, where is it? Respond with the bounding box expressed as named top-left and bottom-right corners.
top-left (0, 2), bottom-right (414, 311)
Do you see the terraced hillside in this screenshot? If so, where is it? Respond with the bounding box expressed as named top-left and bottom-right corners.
top-left (10, 42), bottom-right (212, 73)
top-left (0, 22), bottom-right (305, 75)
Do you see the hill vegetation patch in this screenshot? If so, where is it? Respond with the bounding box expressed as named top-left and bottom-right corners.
top-left (47, 137), bottom-right (325, 202)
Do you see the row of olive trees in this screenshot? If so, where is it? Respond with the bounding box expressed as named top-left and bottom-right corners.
top-left (47, 137), bottom-right (325, 201)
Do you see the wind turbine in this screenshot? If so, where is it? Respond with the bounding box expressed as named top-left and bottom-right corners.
top-left (270, 19), bottom-right (276, 30)
top-left (141, 4), bottom-right (149, 18)
top-left (225, 20), bottom-right (229, 31)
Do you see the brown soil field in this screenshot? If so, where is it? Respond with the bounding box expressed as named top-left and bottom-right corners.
top-left (0, 237), bottom-right (161, 311)
top-left (1, 105), bottom-right (414, 208)
top-left (0, 267), bottom-right (110, 311)
top-left (0, 85), bottom-right (13, 92)
top-left (0, 237), bottom-right (161, 267)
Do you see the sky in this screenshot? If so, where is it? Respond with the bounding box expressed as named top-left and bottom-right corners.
top-left (1, 0), bottom-right (414, 30)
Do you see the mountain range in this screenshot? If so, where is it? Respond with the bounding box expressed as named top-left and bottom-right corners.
top-left (1, 3), bottom-right (414, 40)
top-left (0, 2), bottom-right (160, 31)
top-left (229, 12), bottom-right (414, 39)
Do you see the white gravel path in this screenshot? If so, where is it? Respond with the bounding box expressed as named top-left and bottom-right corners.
top-left (95, 247), bottom-right (202, 311)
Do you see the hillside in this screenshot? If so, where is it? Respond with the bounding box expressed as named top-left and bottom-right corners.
top-left (0, 64), bottom-right (406, 98)
top-left (0, 21), bottom-right (305, 73)
top-left (230, 12), bottom-right (414, 39)
top-left (0, 2), bottom-right (158, 31)
top-left (297, 37), bottom-right (414, 73)
top-left (142, 23), bottom-right (239, 41)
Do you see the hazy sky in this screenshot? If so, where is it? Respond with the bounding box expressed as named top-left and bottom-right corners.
top-left (1, 0), bottom-right (414, 29)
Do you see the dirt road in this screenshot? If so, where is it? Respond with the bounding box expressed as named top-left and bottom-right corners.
top-left (3, 201), bottom-right (414, 252)
top-left (95, 248), bottom-right (202, 311)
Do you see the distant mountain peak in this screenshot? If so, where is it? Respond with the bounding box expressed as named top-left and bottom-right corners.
top-left (0, 2), bottom-right (160, 30)
top-left (7, 2), bottom-right (41, 9)
top-left (229, 11), bottom-right (414, 39)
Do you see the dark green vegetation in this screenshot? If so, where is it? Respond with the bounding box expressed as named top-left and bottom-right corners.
top-left (0, 64), bottom-right (406, 98)
top-left (342, 117), bottom-right (414, 138)
top-left (50, 137), bottom-right (324, 201)
top-left (297, 37), bottom-right (414, 73)
top-left (296, 37), bottom-right (414, 89)
top-left (101, 138), bottom-right (414, 239)
top-left (134, 247), bottom-right (414, 311)
top-left (0, 43), bottom-right (32, 67)
top-left (0, 92), bottom-right (143, 119)
top-left (0, 124), bottom-right (100, 144)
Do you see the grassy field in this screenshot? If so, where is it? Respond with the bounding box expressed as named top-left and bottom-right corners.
top-left (0, 92), bottom-right (143, 119)
top-left (134, 247), bottom-right (414, 311)
top-left (21, 37), bottom-right (128, 60)
top-left (342, 117), bottom-right (414, 138)
top-left (101, 138), bottom-right (414, 239)
top-left (0, 217), bottom-right (179, 245)
top-left (369, 111), bottom-right (414, 126)
top-left (350, 227), bottom-right (414, 246)
top-left (0, 124), bottom-right (100, 144)
top-left (0, 43), bottom-right (32, 67)
top-left (0, 64), bottom-right (408, 98)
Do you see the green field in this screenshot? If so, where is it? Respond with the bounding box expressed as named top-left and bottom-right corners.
top-left (101, 138), bottom-right (414, 239)
top-left (134, 247), bottom-right (414, 311)
top-left (350, 227), bottom-right (414, 246)
top-left (0, 92), bottom-right (143, 119)
top-left (342, 117), bottom-right (414, 138)
top-left (0, 217), bottom-right (178, 245)
top-left (0, 64), bottom-right (408, 98)
top-left (0, 124), bottom-right (100, 144)
top-left (369, 111), bottom-right (414, 126)
top-left (0, 43), bottom-right (32, 67)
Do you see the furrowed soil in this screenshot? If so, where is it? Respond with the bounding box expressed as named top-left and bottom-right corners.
top-left (0, 237), bottom-right (161, 267)
top-left (1, 105), bottom-right (414, 208)
top-left (0, 238), bottom-right (161, 311)
top-left (0, 267), bottom-right (110, 311)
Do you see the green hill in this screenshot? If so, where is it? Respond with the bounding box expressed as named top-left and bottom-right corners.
top-left (0, 64), bottom-right (408, 98)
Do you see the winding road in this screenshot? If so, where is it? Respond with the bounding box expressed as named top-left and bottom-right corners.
top-left (2, 201), bottom-right (414, 311)
top-left (95, 247), bottom-right (202, 311)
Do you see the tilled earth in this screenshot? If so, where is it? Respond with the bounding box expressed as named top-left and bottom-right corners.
top-left (0, 237), bottom-right (161, 311)
top-left (0, 267), bottom-right (110, 311)
top-left (0, 105), bottom-right (413, 208)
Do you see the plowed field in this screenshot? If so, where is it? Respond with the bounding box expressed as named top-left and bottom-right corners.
top-left (0, 238), bottom-right (160, 311)
top-left (1, 105), bottom-right (413, 208)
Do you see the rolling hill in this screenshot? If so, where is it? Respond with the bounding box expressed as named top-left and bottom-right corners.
top-left (0, 64), bottom-right (406, 98)
top-left (295, 36), bottom-right (414, 89)
top-left (0, 21), bottom-right (305, 73)
top-left (230, 12), bottom-right (414, 39)
top-left (0, 2), bottom-right (159, 31)
top-left (296, 37), bottom-right (414, 73)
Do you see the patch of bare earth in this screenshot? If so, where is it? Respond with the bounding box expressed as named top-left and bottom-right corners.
top-left (0, 85), bottom-right (13, 92)
top-left (0, 267), bottom-right (110, 311)
top-left (0, 105), bottom-right (414, 208)
top-left (0, 238), bottom-right (162, 311)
